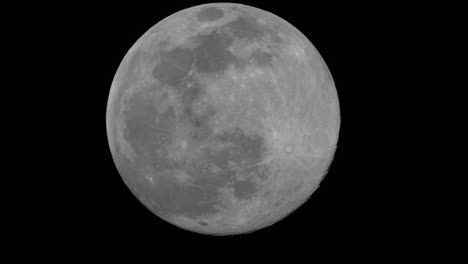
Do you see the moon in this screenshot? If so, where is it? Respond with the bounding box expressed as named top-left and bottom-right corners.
top-left (106, 3), bottom-right (340, 235)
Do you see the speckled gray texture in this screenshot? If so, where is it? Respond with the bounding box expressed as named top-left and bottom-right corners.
top-left (106, 3), bottom-right (340, 235)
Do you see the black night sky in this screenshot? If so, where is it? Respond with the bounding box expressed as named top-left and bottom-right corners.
top-left (31, 0), bottom-right (450, 257)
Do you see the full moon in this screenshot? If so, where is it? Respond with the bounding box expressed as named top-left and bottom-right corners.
top-left (106, 3), bottom-right (340, 235)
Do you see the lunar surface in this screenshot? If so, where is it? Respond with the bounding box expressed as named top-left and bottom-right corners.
top-left (106, 3), bottom-right (340, 235)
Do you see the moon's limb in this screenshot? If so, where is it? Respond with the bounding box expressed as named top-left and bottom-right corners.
top-left (106, 3), bottom-right (340, 235)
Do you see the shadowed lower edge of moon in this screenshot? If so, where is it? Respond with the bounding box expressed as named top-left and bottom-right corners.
top-left (106, 3), bottom-right (340, 235)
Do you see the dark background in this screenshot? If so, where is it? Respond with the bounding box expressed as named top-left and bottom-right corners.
top-left (32, 0), bottom-right (449, 256)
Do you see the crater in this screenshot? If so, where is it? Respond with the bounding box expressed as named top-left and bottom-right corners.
top-left (196, 6), bottom-right (224, 22)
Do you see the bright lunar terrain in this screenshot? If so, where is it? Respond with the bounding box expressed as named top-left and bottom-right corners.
top-left (106, 3), bottom-right (340, 235)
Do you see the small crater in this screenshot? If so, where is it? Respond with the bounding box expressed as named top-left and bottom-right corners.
top-left (196, 7), bottom-right (224, 22)
top-left (198, 221), bottom-right (208, 226)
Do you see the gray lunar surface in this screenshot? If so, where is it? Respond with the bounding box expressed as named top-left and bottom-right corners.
top-left (106, 3), bottom-right (340, 235)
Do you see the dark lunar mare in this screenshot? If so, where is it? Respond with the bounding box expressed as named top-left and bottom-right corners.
top-left (152, 47), bottom-right (194, 87)
top-left (225, 15), bottom-right (265, 40)
top-left (196, 6), bottom-right (224, 22)
top-left (250, 49), bottom-right (275, 67)
top-left (192, 32), bottom-right (240, 74)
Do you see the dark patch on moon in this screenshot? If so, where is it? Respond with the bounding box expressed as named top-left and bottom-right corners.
top-left (179, 77), bottom-right (204, 106)
top-left (192, 31), bottom-right (239, 74)
top-left (250, 49), bottom-right (274, 67)
top-left (149, 170), bottom-right (220, 217)
top-left (123, 87), bottom-right (172, 157)
top-left (231, 179), bottom-right (258, 200)
top-left (215, 128), bottom-right (266, 162)
top-left (225, 15), bottom-right (265, 41)
top-left (185, 106), bottom-right (216, 142)
top-left (152, 47), bottom-right (193, 87)
top-left (196, 6), bottom-right (224, 22)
